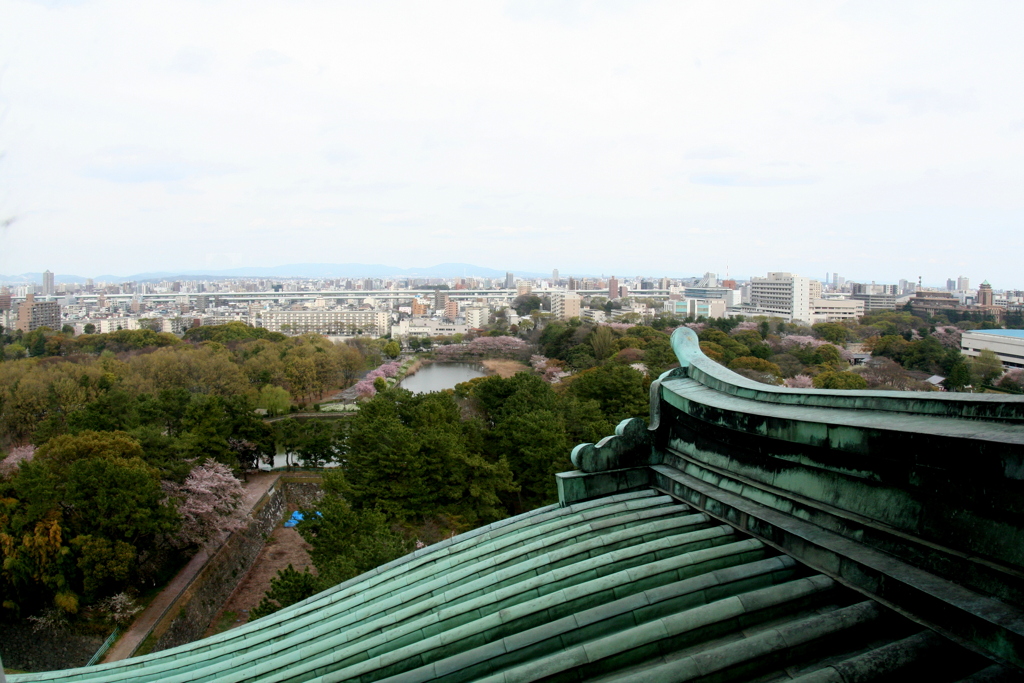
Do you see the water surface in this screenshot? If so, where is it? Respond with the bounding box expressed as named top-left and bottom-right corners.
top-left (399, 362), bottom-right (486, 394)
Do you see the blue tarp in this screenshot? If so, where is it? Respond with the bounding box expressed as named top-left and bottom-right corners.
top-left (283, 510), bottom-right (321, 527)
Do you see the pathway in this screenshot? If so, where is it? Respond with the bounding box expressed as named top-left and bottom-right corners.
top-left (101, 472), bottom-right (280, 663)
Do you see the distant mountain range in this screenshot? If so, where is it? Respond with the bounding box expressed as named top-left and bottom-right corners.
top-left (0, 263), bottom-right (551, 284)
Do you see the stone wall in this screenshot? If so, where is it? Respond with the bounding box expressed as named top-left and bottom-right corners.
top-left (284, 480), bottom-right (324, 510)
top-left (147, 473), bottom-right (322, 654)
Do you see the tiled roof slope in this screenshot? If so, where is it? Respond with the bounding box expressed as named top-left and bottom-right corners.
top-left (10, 490), bottom-right (1010, 682)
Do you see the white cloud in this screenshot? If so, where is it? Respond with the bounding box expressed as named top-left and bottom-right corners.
top-left (1, 0), bottom-right (1023, 287)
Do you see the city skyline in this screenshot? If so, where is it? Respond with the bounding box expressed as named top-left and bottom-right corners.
top-left (3, 2), bottom-right (1023, 282)
top-left (0, 261), bottom-right (1015, 293)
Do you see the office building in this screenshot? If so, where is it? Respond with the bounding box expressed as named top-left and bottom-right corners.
top-left (747, 272), bottom-right (815, 323)
top-left (850, 283), bottom-right (898, 312)
top-left (961, 330), bottom-right (1024, 369)
top-left (608, 276), bottom-right (619, 300)
top-left (42, 270), bottom-right (55, 296)
top-left (810, 299), bottom-right (865, 322)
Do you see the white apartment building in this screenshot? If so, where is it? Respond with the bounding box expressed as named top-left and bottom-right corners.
top-left (581, 308), bottom-right (607, 323)
top-left (747, 273), bottom-right (818, 323)
top-left (464, 306), bottom-right (488, 329)
top-left (550, 291), bottom-right (582, 321)
top-left (261, 309), bottom-right (391, 336)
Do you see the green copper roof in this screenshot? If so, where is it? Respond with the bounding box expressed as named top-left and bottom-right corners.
top-left (11, 488), bottom-right (1002, 682)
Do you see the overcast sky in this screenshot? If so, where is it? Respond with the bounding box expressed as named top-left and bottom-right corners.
top-left (2, 1), bottom-right (1022, 286)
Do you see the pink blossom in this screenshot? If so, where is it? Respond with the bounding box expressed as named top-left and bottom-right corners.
top-left (785, 375), bottom-right (814, 388)
top-left (685, 323), bottom-right (706, 333)
top-left (433, 336), bottom-right (529, 358)
top-left (731, 321), bottom-right (759, 332)
top-left (932, 326), bottom-right (963, 349)
top-left (0, 445), bottom-right (35, 478)
top-left (355, 361), bottom-right (402, 396)
top-left (780, 335), bottom-right (827, 349)
top-left (165, 459), bottom-right (245, 548)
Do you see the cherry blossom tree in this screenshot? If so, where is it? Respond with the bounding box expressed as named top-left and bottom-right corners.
top-left (0, 444), bottom-right (34, 478)
top-left (354, 361), bottom-right (403, 397)
top-left (780, 335), bottom-right (827, 349)
top-left (932, 326), bottom-right (963, 350)
top-left (785, 375), bottom-right (815, 388)
top-left (165, 459), bottom-right (245, 548)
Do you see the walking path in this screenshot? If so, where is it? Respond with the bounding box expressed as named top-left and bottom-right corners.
top-left (101, 472), bottom-right (280, 663)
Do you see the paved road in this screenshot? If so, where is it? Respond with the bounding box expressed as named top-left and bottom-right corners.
top-left (101, 473), bottom-right (280, 663)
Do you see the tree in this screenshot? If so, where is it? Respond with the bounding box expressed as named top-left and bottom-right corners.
top-left (1, 431), bottom-right (179, 610)
top-left (590, 326), bottom-right (616, 361)
top-left (813, 371), bottom-right (868, 390)
top-left (343, 390), bottom-right (515, 523)
top-left (512, 294), bottom-right (542, 317)
top-left (383, 341), bottom-right (401, 359)
top-left (83, 323), bottom-right (96, 335)
top-left (946, 361), bottom-right (971, 392)
top-left (258, 385), bottom-right (292, 416)
top-left (163, 459), bottom-right (244, 548)
top-left (565, 364), bottom-right (649, 426)
top-left (970, 350), bottom-right (1003, 387)
top-left (812, 323), bottom-right (849, 345)
top-left (729, 356), bottom-right (782, 375)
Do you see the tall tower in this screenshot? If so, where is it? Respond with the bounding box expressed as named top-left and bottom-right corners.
top-left (978, 281), bottom-right (994, 307)
top-left (552, 268), bottom-right (559, 284)
top-left (608, 276), bottom-right (619, 300)
top-left (504, 272), bottom-right (515, 289)
top-left (42, 270), bottom-right (54, 296)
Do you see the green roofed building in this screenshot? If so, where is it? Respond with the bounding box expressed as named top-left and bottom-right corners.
top-left (10, 328), bottom-right (1024, 682)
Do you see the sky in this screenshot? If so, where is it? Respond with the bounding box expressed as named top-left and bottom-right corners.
top-left (2, 1), bottom-right (1023, 286)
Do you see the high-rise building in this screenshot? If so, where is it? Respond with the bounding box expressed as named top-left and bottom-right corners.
top-left (608, 276), bottom-right (619, 300)
top-left (464, 307), bottom-right (488, 329)
top-left (16, 293), bottom-right (61, 332)
top-left (505, 272), bottom-right (515, 289)
top-left (748, 272), bottom-right (814, 322)
top-left (85, 278), bottom-right (94, 293)
top-left (434, 291), bottom-right (450, 309)
top-left (958, 276), bottom-right (970, 291)
top-left (550, 291), bottom-right (582, 321)
top-left (444, 300), bottom-right (459, 321)
top-left (946, 279), bottom-right (956, 291)
top-left (42, 270), bottom-right (54, 296)
top-left (552, 269), bottom-right (559, 284)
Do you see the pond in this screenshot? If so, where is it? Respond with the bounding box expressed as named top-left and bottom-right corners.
top-left (398, 362), bottom-right (487, 394)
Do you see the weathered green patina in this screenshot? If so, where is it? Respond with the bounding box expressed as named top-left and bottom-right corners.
top-left (561, 327), bottom-right (1024, 674)
top-left (10, 327), bottom-right (1024, 681)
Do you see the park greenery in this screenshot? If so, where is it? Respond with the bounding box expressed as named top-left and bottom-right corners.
top-left (0, 323), bottom-right (383, 625)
